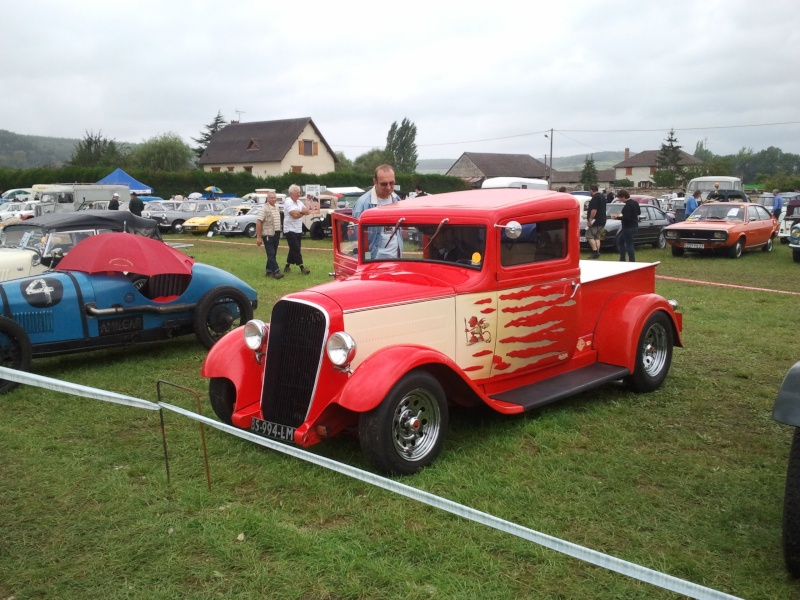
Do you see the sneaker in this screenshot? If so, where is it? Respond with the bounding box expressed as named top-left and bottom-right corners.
top-left (283, 265), bottom-right (291, 273)
top-left (300, 267), bottom-right (311, 275)
top-left (593, 251), bottom-right (601, 259)
top-left (273, 271), bottom-right (284, 279)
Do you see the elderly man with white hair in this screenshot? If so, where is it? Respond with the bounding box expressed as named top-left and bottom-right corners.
top-left (282, 184), bottom-right (311, 275)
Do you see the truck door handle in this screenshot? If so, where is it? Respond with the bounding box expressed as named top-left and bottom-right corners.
top-left (570, 281), bottom-right (581, 299)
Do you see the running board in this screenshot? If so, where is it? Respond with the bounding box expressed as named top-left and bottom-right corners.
top-left (490, 363), bottom-right (631, 411)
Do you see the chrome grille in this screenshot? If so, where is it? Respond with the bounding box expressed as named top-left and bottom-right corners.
top-left (261, 300), bottom-right (326, 427)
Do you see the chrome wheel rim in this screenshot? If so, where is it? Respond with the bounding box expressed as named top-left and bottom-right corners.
top-left (391, 388), bottom-right (441, 461)
top-left (641, 322), bottom-right (668, 377)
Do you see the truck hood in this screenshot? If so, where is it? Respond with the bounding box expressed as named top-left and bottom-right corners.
top-left (298, 267), bottom-right (457, 311)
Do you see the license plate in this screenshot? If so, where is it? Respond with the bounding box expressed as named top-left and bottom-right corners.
top-left (184, 226), bottom-right (196, 231)
top-left (98, 315), bottom-right (144, 336)
top-left (579, 237), bottom-right (586, 242)
top-left (250, 417), bottom-right (296, 442)
top-left (684, 243), bottom-right (705, 249)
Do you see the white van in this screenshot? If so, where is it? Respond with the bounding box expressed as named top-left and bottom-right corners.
top-left (686, 176), bottom-right (742, 200)
top-left (482, 177), bottom-right (549, 190)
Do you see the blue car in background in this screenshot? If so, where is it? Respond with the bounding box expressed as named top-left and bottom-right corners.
top-left (0, 233), bottom-right (257, 393)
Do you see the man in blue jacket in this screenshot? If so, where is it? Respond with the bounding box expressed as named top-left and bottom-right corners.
top-left (353, 164), bottom-right (402, 259)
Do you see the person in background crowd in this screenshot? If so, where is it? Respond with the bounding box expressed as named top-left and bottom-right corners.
top-left (282, 184), bottom-right (310, 275)
top-left (773, 188), bottom-right (784, 219)
top-left (129, 192), bottom-right (143, 216)
top-left (605, 188), bottom-right (615, 203)
top-left (256, 191), bottom-right (283, 279)
top-left (586, 184), bottom-right (607, 259)
top-left (685, 190), bottom-right (701, 216)
top-left (353, 165), bottom-right (403, 259)
top-left (108, 193), bottom-right (120, 210)
top-left (558, 186), bottom-right (568, 193)
top-left (617, 189), bottom-right (640, 262)
top-left (414, 184), bottom-right (427, 197)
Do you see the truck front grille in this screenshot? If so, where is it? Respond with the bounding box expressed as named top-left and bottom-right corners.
top-left (261, 300), bottom-right (327, 427)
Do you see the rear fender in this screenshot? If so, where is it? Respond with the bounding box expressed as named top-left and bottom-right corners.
top-left (337, 345), bottom-right (469, 413)
top-left (593, 293), bottom-right (683, 371)
top-left (201, 325), bottom-right (263, 410)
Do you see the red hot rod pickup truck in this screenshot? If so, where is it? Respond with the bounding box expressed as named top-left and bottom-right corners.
top-left (202, 189), bottom-right (683, 475)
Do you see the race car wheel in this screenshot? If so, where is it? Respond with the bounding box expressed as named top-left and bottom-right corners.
top-left (171, 220), bottom-right (185, 234)
top-left (244, 223), bottom-right (257, 238)
top-left (193, 286), bottom-right (254, 350)
top-left (728, 237), bottom-right (744, 258)
top-left (624, 311), bottom-right (673, 393)
top-left (0, 316), bottom-right (33, 394)
top-left (209, 377), bottom-right (236, 425)
top-left (763, 237), bottom-right (774, 252)
top-left (671, 246), bottom-right (685, 257)
top-left (310, 221), bottom-right (325, 240)
top-left (653, 231), bottom-right (667, 249)
top-left (359, 371), bottom-right (448, 475)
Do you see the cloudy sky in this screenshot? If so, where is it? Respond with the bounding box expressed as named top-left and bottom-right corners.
top-left (4, 0), bottom-right (800, 162)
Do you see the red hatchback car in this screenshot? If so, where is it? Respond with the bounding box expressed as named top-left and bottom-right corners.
top-left (663, 201), bottom-right (778, 258)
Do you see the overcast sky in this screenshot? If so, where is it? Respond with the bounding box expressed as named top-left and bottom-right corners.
top-left (4, 0), bottom-right (800, 162)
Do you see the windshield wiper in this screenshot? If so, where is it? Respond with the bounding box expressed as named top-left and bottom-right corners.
top-left (384, 217), bottom-right (406, 249)
top-left (423, 218), bottom-right (449, 251)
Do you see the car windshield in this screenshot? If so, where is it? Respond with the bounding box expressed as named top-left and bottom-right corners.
top-left (177, 202), bottom-right (200, 212)
top-left (347, 222), bottom-right (487, 268)
top-left (0, 203), bottom-right (21, 212)
top-left (220, 206), bottom-right (244, 216)
top-left (688, 205), bottom-right (744, 222)
top-left (0, 225), bottom-right (102, 254)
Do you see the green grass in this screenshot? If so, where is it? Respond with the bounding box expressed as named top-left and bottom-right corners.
top-left (1, 235), bottom-right (800, 599)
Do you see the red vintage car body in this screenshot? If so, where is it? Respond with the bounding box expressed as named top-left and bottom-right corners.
top-left (203, 189), bottom-right (683, 474)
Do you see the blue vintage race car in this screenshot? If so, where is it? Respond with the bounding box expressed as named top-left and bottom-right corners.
top-left (0, 232), bottom-right (257, 393)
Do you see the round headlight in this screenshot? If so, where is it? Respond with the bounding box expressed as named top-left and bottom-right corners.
top-left (326, 332), bottom-right (356, 367)
top-left (243, 319), bottom-right (267, 350)
top-left (792, 224), bottom-right (800, 238)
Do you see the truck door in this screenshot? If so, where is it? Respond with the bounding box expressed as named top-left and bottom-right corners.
top-left (489, 217), bottom-right (580, 378)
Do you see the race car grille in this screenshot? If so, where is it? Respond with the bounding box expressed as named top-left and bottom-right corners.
top-left (261, 300), bottom-right (326, 427)
top-left (14, 310), bottom-right (54, 334)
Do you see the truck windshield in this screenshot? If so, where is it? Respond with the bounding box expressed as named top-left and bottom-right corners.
top-left (359, 223), bottom-right (486, 268)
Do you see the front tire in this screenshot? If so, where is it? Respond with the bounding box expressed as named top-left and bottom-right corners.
top-left (359, 371), bottom-right (448, 475)
top-left (762, 237), bottom-right (774, 252)
top-left (794, 248), bottom-right (800, 263)
top-left (624, 311), bottom-right (673, 393)
top-left (0, 316), bottom-right (33, 394)
top-left (728, 237), bottom-right (744, 258)
top-left (193, 286), bottom-right (254, 349)
top-left (171, 220), bottom-right (185, 234)
top-left (209, 377), bottom-right (236, 425)
top-left (671, 245), bottom-right (685, 257)
top-left (310, 221), bottom-right (325, 240)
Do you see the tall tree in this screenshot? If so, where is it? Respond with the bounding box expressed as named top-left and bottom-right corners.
top-left (353, 148), bottom-right (391, 174)
top-left (68, 130), bottom-right (128, 167)
top-left (129, 133), bottom-right (194, 171)
top-left (654, 128), bottom-right (684, 186)
top-left (334, 151), bottom-right (354, 172)
top-left (385, 118), bottom-right (418, 173)
top-left (579, 155), bottom-right (598, 188)
top-left (192, 111), bottom-right (228, 160)
top-left (693, 140), bottom-right (714, 162)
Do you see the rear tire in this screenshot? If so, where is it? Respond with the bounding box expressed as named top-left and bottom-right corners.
top-left (0, 316), bottom-right (32, 394)
top-left (310, 221), bottom-right (325, 240)
top-left (762, 237), bottom-right (774, 252)
top-left (193, 286), bottom-right (254, 349)
top-left (244, 223), bottom-right (257, 238)
top-left (172, 220), bottom-right (185, 234)
top-left (653, 231), bottom-right (666, 249)
top-left (624, 312), bottom-right (673, 393)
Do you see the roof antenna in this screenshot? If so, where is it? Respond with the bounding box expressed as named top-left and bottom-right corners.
top-left (234, 109), bottom-right (245, 121)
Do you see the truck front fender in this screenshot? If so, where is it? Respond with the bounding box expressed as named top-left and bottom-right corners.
top-left (593, 293), bottom-right (683, 371)
top-left (337, 345), bottom-right (469, 413)
top-left (201, 325), bottom-right (263, 408)
top-left (774, 361), bottom-right (800, 427)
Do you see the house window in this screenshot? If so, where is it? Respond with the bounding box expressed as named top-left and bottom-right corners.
top-left (298, 140), bottom-right (319, 156)
top-left (291, 166), bottom-right (303, 173)
top-left (211, 167), bottom-right (221, 172)
top-left (625, 167), bottom-right (632, 176)
top-left (244, 166), bottom-right (253, 173)
top-left (650, 166), bottom-right (656, 175)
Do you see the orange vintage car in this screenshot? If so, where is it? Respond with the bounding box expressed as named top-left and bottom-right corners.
top-left (663, 201), bottom-right (778, 258)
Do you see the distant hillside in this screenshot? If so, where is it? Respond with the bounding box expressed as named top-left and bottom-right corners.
top-left (0, 130), bottom-right (79, 168)
top-left (417, 152), bottom-right (626, 175)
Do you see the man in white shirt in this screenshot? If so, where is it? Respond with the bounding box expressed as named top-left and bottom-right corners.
top-left (282, 184), bottom-right (310, 274)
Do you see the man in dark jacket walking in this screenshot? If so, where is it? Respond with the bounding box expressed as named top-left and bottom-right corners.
top-left (617, 190), bottom-right (640, 262)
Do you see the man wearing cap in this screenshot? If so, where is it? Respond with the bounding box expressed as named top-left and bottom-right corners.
top-left (129, 192), bottom-right (144, 216)
top-left (108, 193), bottom-right (120, 210)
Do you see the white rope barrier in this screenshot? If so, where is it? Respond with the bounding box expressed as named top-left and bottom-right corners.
top-left (0, 366), bottom-right (742, 600)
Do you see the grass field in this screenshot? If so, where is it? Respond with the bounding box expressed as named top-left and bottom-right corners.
top-left (2, 232), bottom-right (800, 599)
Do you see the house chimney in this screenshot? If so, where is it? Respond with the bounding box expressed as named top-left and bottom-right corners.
top-left (624, 147), bottom-right (630, 160)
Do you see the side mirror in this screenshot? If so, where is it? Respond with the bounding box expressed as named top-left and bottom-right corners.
top-left (496, 220), bottom-right (522, 239)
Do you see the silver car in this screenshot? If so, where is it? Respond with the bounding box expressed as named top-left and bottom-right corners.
top-left (147, 201), bottom-right (228, 233)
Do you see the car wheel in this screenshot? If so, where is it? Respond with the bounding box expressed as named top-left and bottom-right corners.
top-left (193, 286), bottom-right (254, 350)
top-left (784, 428), bottom-right (800, 577)
top-left (671, 246), bottom-right (684, 257)
top-left (0, 316), bottom-right (33, 394)
top-left (728, 238), bottom-right (744, 258)
top-left (653, 231), bottom-right (667, 249)
top-left (209, 377), bottom-right (236, 425)
top-left (794, 249), bottom-right (800, 263)
top-left (172, 220), bottom-right (185, 234)
top-left (244, 223), bottom-right (257, 238)
top-left (310, 221), bottom-right (325, 240)
top-left (763, 237), bottom-right (774, 252)
top-left (624, 311), bottom-right (673, 393)
top-left (359, 371), bottom-right (448, 475)
top-left (209, 222), bottom-right (220, 234)
top-left (781, 238), bottom-right (790, 245)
